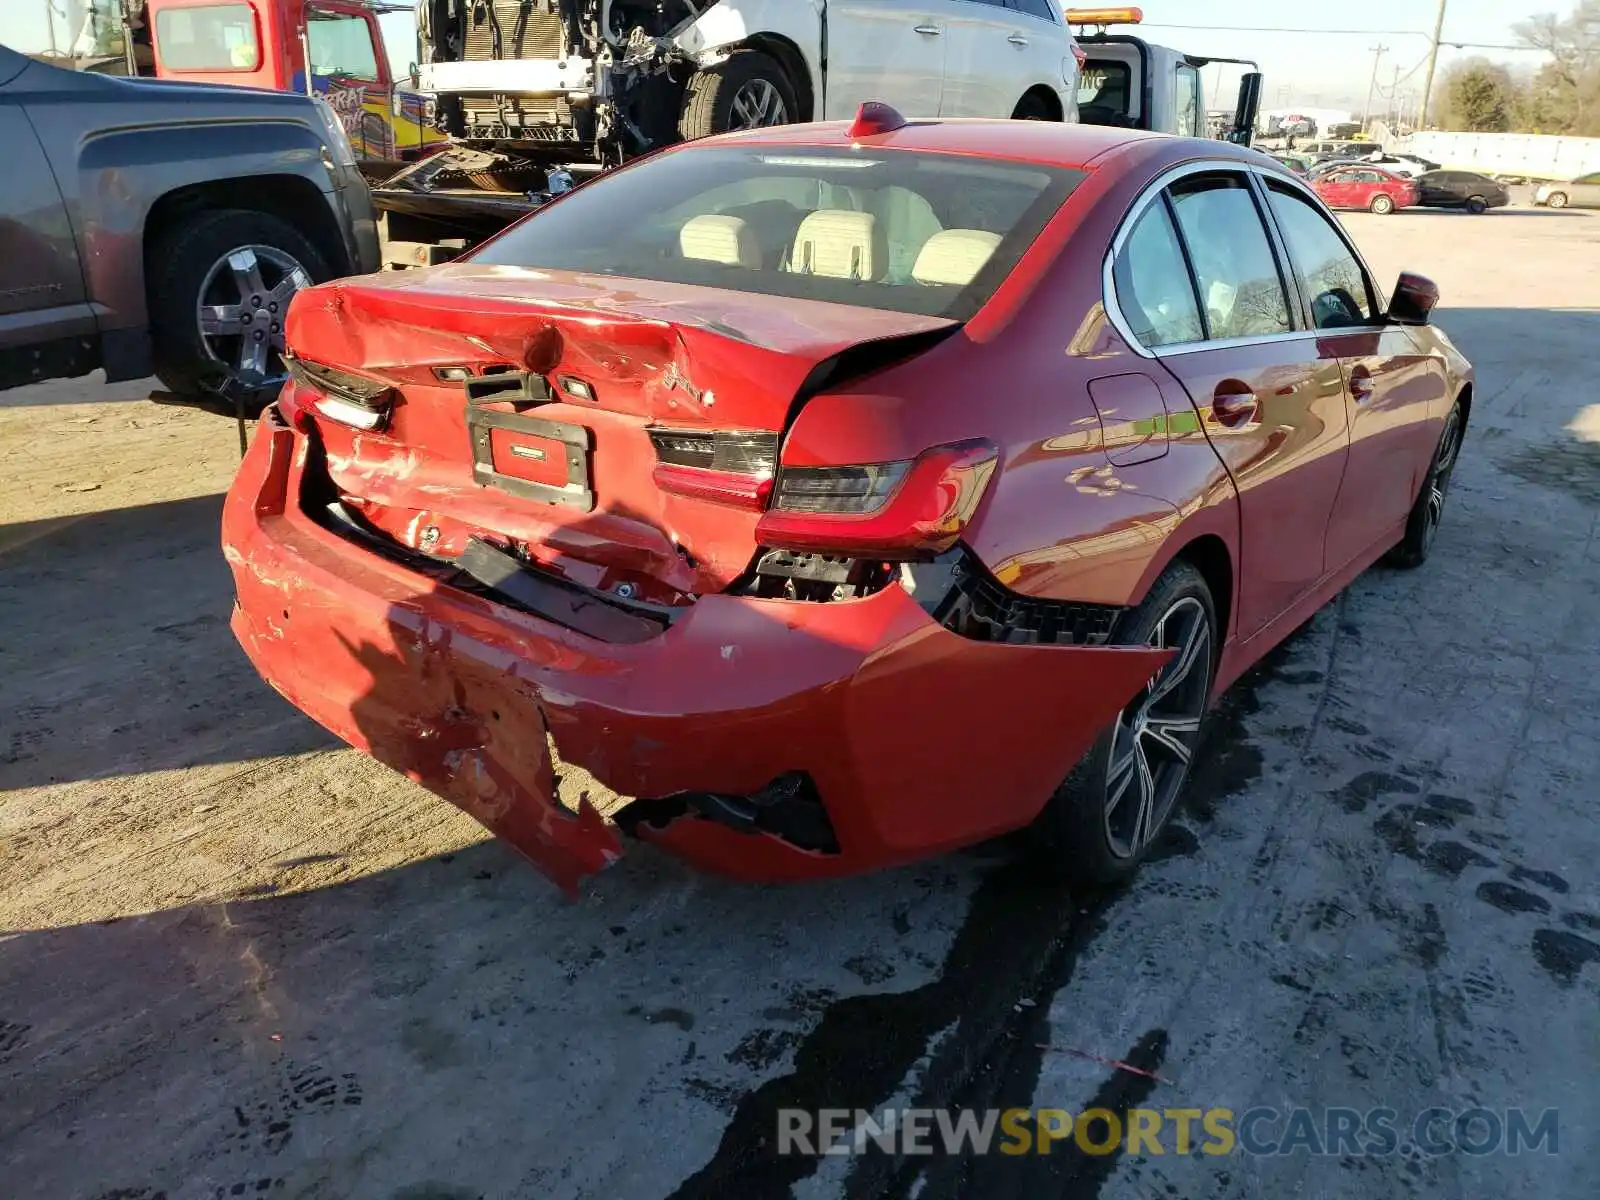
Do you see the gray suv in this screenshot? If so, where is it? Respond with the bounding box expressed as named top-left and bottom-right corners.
top-left (0, 43), bottom-right (379, 407)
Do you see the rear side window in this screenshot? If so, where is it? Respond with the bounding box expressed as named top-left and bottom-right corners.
top-left (1265, 183), bottom-right (1374, 327)
top-left (1111, 201), bottom-right (1203, 348)
top-left (154, 3), bottom-right (260, 71)
top-left (473, 147), bottom-right (1083, 321)
top-left (1166, 174), bottom-right (1291, 339)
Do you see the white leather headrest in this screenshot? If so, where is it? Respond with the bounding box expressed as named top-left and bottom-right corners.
top-left (787, 210), bottom-right (880, 280)
top-left (912, 229), bottom-right (1002, 286)
top-left (680, 214), bottom-right (761, 269)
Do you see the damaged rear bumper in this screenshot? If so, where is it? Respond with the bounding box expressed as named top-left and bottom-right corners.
top-left (222, 411), bottom-right (1169, 892)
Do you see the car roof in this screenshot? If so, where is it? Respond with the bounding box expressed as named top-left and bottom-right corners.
top-left (699, 117), bottom-right (1250, 172)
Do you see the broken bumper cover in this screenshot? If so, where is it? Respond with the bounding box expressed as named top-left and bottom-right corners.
top-left (222, 412), bottom-right (1170, 892)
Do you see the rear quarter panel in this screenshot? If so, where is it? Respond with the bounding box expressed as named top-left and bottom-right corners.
top-left (783, 139), bottom-right (1242, 620)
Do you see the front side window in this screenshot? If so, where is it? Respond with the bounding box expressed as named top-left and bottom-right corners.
top-left (474, 147), bottom-right (1082, 321)
top-left (306, 11), bottom-right (381, 81)
top-left (1111, 200), bottom-right (1204, 348)
top-left (154, 3), bottom-right (259, 71)
top-left (1167, 174), bottom-right (1291, 339)
top-left (1265, 182), bottom-right (1374, 328)
top-left (1174, 65), bottom-right (1200, 138)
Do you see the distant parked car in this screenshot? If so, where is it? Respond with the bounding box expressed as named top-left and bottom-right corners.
top-left (1534, 172), bottom-right (1600, 209)
top-left (1311, 166), bottom-right (1419, 214)
top-left (1353, 152), bottom-right (1438, 178)
top-left (1416, 171), bottom-right (1510, 214)
top-left (1257, 149), bottom-right (1309, 174)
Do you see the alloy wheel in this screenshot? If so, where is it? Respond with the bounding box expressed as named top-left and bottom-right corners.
top-left (729, 78), bottom-right (788, 129)
top-left (1104, 596), bottom-right (1213, 859)
top-left (196, 244), bottom-right (312, 388)
top-left (1420, 409), bottom-right (1463, 550)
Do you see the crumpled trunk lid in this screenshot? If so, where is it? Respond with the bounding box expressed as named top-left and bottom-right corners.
top-left (286, 266), bottom-right (954, 599)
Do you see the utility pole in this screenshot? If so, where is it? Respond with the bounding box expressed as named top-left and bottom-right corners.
top-left (1420, 0), bottom-right (1448, 129)
top-left (1389, 64), bottom-right (1401, 130)
top-left (1363, 43), bottom-right (1388, 130)
top-left (44, 0), bottom-right (59, 55)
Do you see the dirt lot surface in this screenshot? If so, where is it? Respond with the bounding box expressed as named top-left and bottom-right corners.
top-left (2, 204), bottom-right (1598, 1200)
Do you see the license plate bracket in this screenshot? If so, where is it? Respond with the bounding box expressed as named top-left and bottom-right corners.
top-left (467, 406), bottom-right (594, 511)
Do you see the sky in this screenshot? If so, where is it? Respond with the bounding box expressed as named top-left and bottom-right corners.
top-left (0, 0), bottom-right (1559, 112)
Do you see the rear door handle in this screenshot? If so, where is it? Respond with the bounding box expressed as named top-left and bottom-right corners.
top-left (1008, 34), bottom-right (1029, 46)
top-left (1212, 383), bottom-right (1260, 427)
top-left (914, 24), bottom-right (942, 35)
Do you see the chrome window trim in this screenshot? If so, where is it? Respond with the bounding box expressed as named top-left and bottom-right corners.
top-left (1102, 158), bottom-right (1386, 359)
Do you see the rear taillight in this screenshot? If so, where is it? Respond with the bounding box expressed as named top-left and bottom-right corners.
top-left (755, 440), bottom-right (998, 559)
top-left (287, 355), bottom-right (396, 430)
top-left (650, 428), bottom-right (778, 511)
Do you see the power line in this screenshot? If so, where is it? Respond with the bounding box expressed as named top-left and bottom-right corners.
top-left (1136, 22), bottom-right (1534, 52)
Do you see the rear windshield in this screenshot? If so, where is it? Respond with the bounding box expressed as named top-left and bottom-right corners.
top-left (472, 146), bottom-right (1083, 321)
top-left (155, 3), bottom-right (260, 71)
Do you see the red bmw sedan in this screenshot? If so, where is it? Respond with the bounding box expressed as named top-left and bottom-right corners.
top-left (223, 106), bottom-right (1473, 894)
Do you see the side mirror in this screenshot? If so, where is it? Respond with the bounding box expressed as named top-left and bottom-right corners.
top-left (1387, 271), bottom-right (1439, 325)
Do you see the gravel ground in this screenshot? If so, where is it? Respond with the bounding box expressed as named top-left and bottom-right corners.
top-left (1, 203), bottom-right (1597, 1200)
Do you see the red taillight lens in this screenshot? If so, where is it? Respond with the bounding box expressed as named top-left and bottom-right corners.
top-left (755, 440), bottom-right (998, 559)
top-left (648, 427), bottom-right (779, 510)
top-left (286, 355), bottom-right (396, 430)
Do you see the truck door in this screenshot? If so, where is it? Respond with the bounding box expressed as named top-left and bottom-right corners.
top-left (147, 0), bottom-right (280, 89)
top-left (302, 4), bottom-right (393, 161)
top-left (0, 58), bottom-right (96, 389)
top-left (823, 0), bottom-right (947, 119)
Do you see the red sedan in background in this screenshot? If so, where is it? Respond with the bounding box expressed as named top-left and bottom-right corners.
top-left (1312, 166), bottom-right (1420, 214)
top-left (223, 106), bottom-right (1473, 895)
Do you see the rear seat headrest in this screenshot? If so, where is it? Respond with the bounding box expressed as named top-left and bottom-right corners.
top-left (912, 229), bottom-right (1002, 287)
top-left (679, 214), bottom-right (761, 269)
top-left (786, 210), bottom-right (881, 280)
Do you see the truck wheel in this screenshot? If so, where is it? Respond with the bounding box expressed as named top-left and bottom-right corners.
top-left (1369, 193), bottom-right (1395, 215)
top-left (149, 209), bottom-right (331, 412)
top-left (678, 51), bottom-right (797, 141)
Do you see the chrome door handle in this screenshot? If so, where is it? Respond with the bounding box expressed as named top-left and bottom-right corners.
top-left (1008, 34), bottom-right (1029, 46)
top-left (1212, 384), bottom-right (1260, 427)
top-left (913, 24), bottom-right (942, 35)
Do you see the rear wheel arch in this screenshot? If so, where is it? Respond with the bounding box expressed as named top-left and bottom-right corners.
top-left (1128, 533), bottom-right (1235, 650)
top-left (1012, 86), bottom-right (1063, 121)
top-left (1173, 535), bottom-right (1234, 651)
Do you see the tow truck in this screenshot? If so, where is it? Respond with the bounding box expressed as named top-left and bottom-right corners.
top-left (118, 0), bottom-right (442, 167)
top-left (377, 4), bottom-right (1263, 267)
top-left (116, 2), bottom-right (1262, 268)
top-left (1065, 7), bottom-right (1262, 145)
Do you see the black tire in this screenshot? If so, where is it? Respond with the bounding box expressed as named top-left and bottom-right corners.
top-left (1029, 560), bottom-right (1217, 886)
top-left (148, 208), bottom-right (332, 411)
top-left (1546, 190), bottom-right (1569, 209)
top-left (1369, 193), bottom-right (1395, 215)
top-left (1386, 401), bottom-right (1464, 569)
top-left (678, 51), bottom-right (797, 142)
top-left (1465, 195), bottom-right (1488, 214)
top-left (1011, 90), bottom-right (1058, 121)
